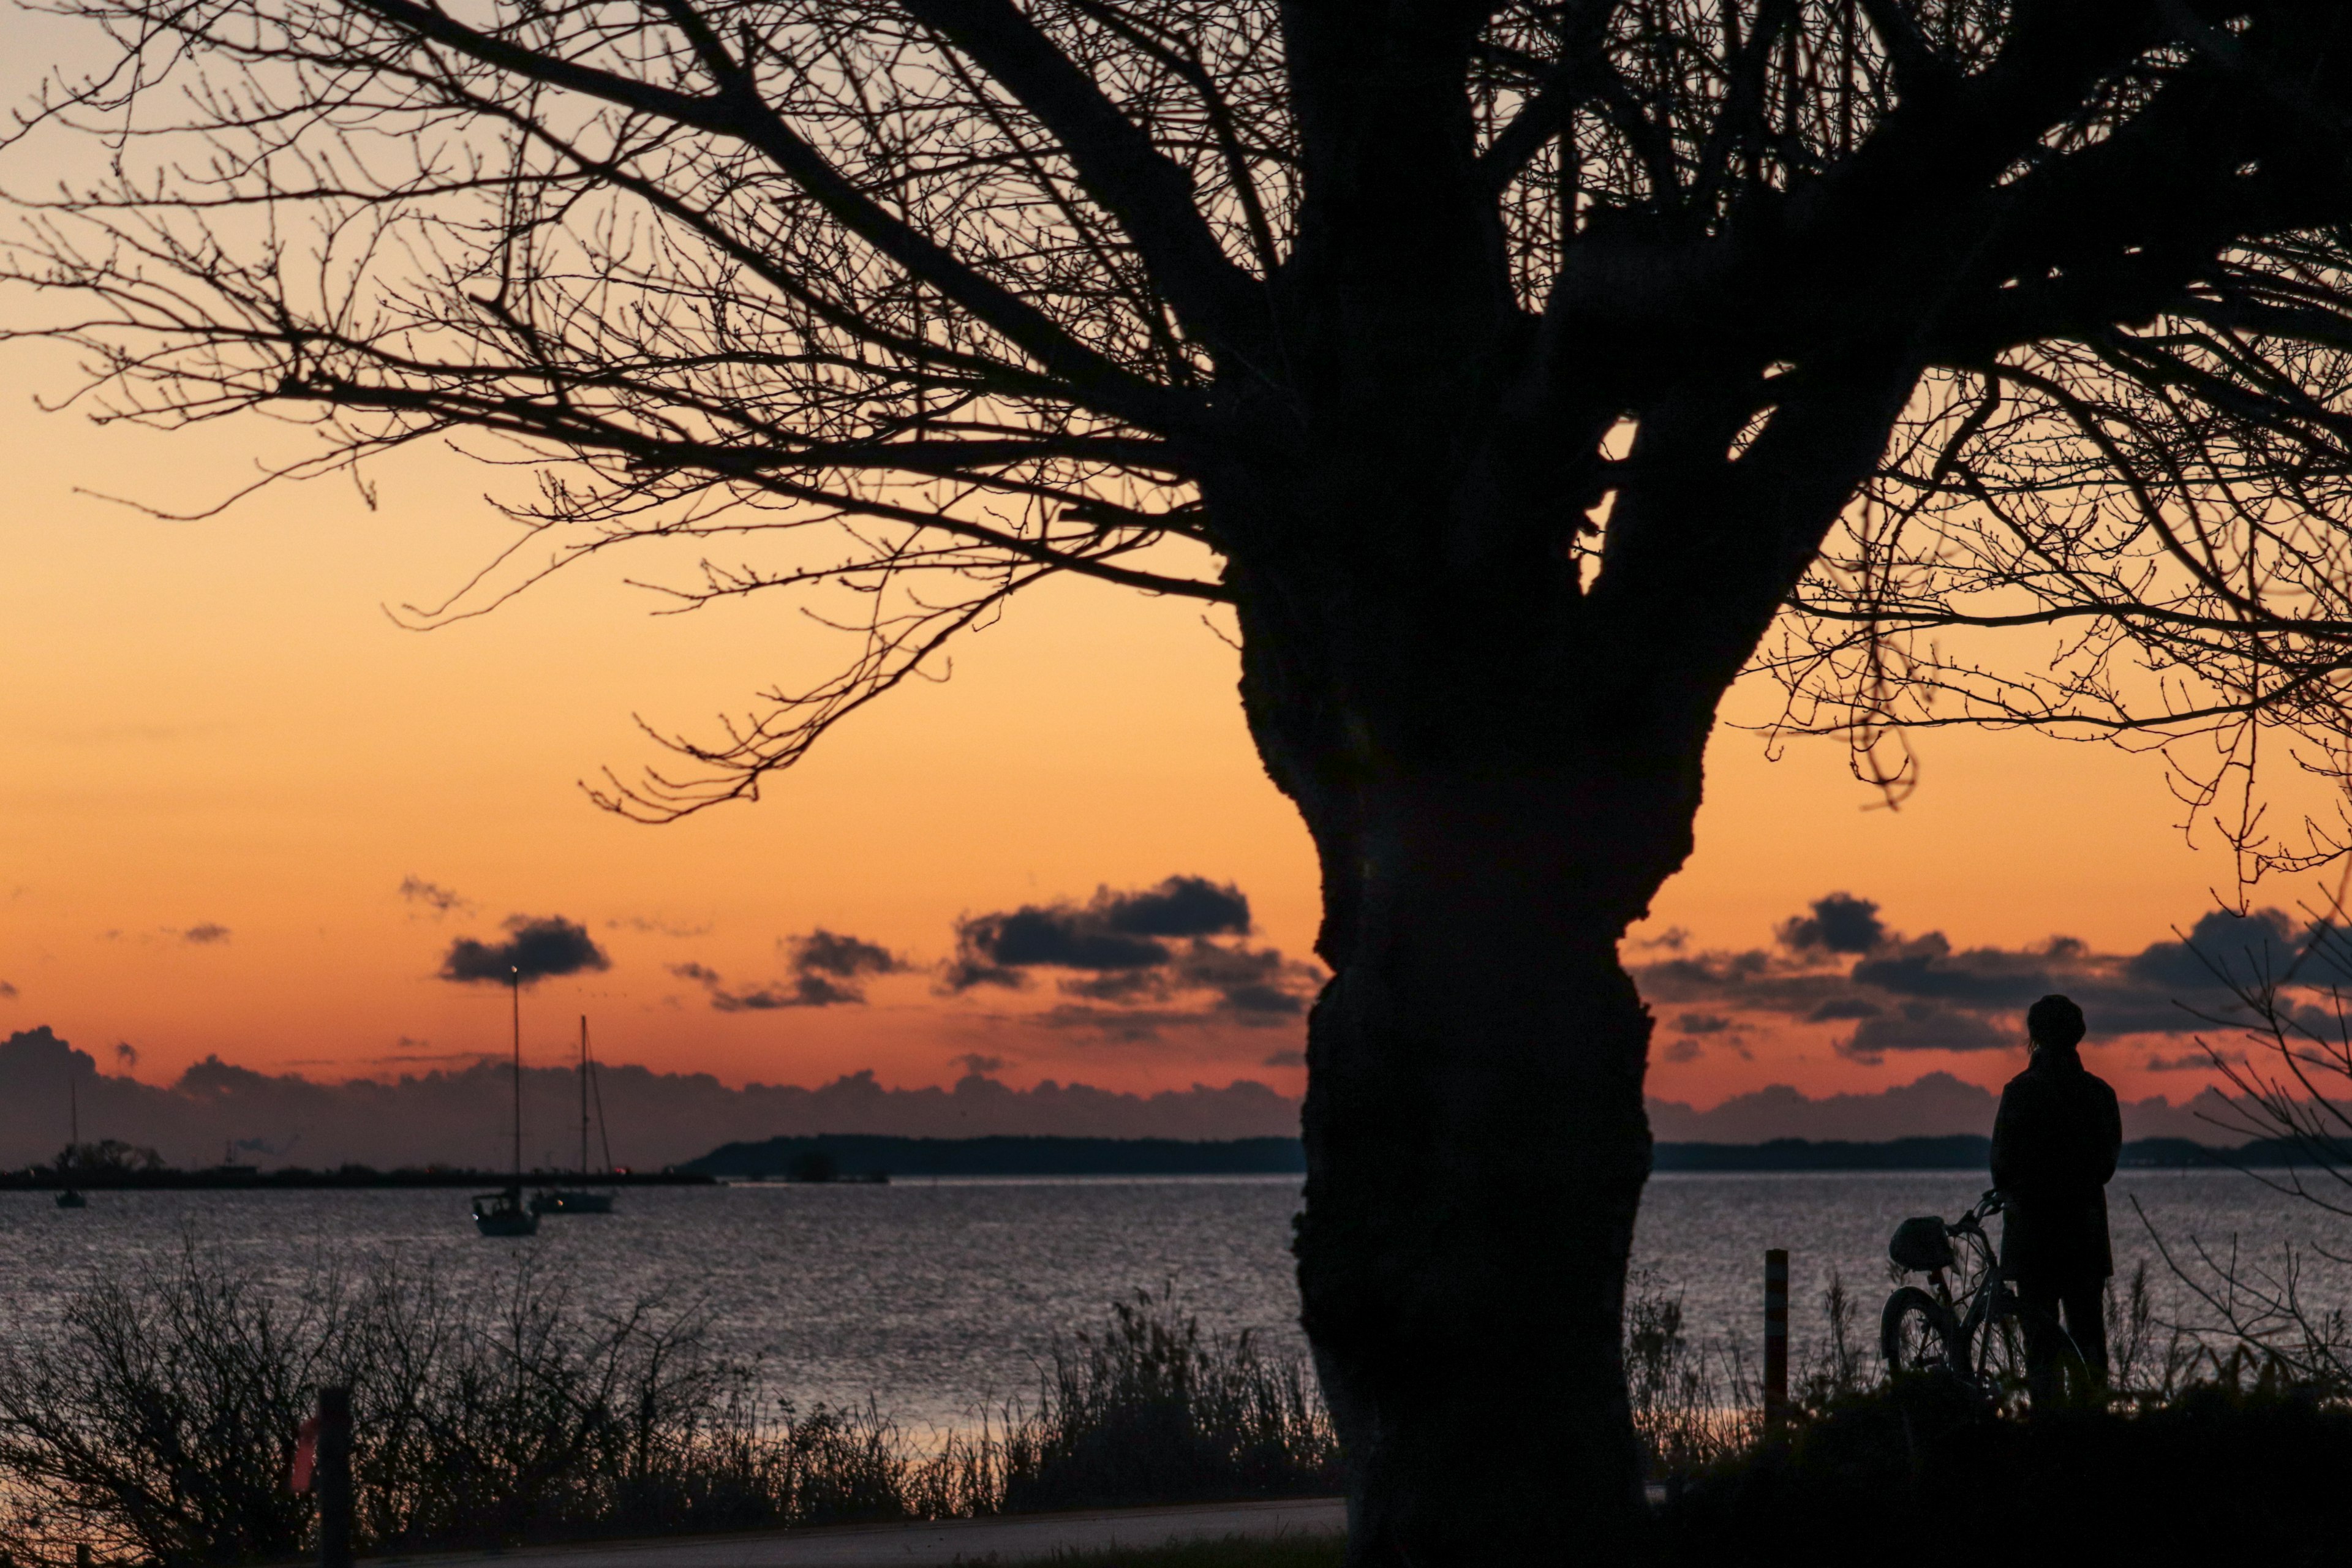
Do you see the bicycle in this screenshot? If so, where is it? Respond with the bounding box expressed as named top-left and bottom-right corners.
top-left (1879, 1188), bottom-right (2090, 1407)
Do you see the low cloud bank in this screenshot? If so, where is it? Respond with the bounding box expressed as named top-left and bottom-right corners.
top-left (2, 1029), bottom-right (2258, 1171)
top-left (1646, 1069), bottom-right (2243, 1145)
top-left (0, 1028), bottom-right (1303, 1170)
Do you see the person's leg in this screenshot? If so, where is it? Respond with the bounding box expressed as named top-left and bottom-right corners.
top-left (2062, 1278), bottom-right (2109, 1388)
top-left (2016, 1276), bottom-right (2063, 1407)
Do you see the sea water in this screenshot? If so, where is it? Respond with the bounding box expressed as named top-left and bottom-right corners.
top-left (2, 1170), bottom-right (2344, 1430)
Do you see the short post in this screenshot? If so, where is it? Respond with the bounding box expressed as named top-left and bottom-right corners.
top-left (1763, 1249), bottom-right (1789, 1431)
top-left (315, 1386), bottom-right (352, 1568)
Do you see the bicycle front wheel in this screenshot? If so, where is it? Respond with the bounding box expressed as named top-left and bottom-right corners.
top-left (1880, 1286), bottom-right (1959, 1378)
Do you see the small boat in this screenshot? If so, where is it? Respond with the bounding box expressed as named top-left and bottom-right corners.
top-left (55, 1188), bottom-right (86, 1210)
top-left (473, 1188), bottom-right (537, 1237)
top-left (531, 1016), bottom-right (617, 1217)
top-left (475, 968), bottom-right (540, 1238)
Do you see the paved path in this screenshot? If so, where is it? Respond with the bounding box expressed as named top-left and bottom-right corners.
top-left (368, 1499), bottom-right (1347, 1568)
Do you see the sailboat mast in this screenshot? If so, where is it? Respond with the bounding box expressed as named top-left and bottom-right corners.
top-left (588, 1022), bottom-right (614, 1177)
top-left (67, 1063), bottom-right (78, 1150)
top-left (510, 968), bottom-right (522, 1188)
top-left (579, 1016), bottom-right (590, 1180)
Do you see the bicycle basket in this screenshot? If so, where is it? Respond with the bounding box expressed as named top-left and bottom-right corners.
top-left (1888, 1216), bottom-right (1956, 1272)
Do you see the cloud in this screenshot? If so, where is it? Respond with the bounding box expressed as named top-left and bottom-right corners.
top-left (1674, 1012), bottom-right (1738, 1035)
top-left (1841, 1004), bottom-right (2011, 1062)
top-left (1097, 876), bottom-right (1251, 938)
top-left (0, 981), bottom-right (15, 999)
top-left (672, 929), bottom-right (904, 1011)
top-left (609, 913), bottom-right (712, 938)
top-left (946, 876), bottom-right (1251, 990)
top-left (181, 923), bottom-right (232, 945)
top-left (943, 876), bottom-right (1317, 1036)
top-left (398, 876), bottom-right (473, 917)
top-left (953, 1053), bottom-right (1006, 1076)
top-left (2143, 1049), bottom-right (2238, 1071)
top-left (1662, 1038), bottom-right (1703, 1063)
top-left (1262, 1049), bottom-right (1305, 1068)
top-left (2125, 908), bottom-right (2352, 993)
top-left (440, 915), bottom-right (611, 985)
top-left (1776, 893), bottom-right (1886, 955)
top-left (1631, 892), bottom-right (2352, 1052)
top-left (791, 929), bottom-right (905, 979)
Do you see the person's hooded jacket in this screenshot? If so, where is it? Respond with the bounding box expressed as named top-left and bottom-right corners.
top-left (1991, 1045), bottom-right (2123, 1285)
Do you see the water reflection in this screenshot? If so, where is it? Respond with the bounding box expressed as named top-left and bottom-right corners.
top-left (1, 1170), bottom-right (2340, 1426)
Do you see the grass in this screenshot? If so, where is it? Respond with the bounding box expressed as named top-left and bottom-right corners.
top-left (0, 1245), bottom-right (1337, 1568)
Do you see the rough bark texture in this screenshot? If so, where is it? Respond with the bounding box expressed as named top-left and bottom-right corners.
top-left (1291, 770), bottom-right (1672, 1564)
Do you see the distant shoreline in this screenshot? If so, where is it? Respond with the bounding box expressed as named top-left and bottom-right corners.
top-left (9, 1131), bottom-right (2327, 1189)
top-left (685, 1131), bottom-right (2321, 1178)
top-left (0, 1167), bottom-right (716, 1191)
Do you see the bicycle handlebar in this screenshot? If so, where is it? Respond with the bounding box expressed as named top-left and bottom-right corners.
top-left (1947, 1189), bottom-right (2007, 1234)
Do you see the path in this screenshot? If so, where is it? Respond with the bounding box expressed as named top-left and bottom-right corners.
top-left (368, 1498), bottom-right (1347, 1568)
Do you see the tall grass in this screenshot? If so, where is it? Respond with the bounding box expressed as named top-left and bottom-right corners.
top-left (16, 1239), bottom-right (2305, 1568)
top-left (0, 1249), bottom-right (1336, 1568)
top-left (987, 1291), bottom-right (1341, 1513)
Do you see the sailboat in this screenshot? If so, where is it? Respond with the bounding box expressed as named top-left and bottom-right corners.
top-left (472, 967), bottom-right (540, 1237)
top-left (532, 1017), bottom-right (616, 1216)
top-left (55, 1063), bottom-right (86, 1210)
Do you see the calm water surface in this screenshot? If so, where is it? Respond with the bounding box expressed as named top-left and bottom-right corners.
top-left (2, 1171), bottom-right (2344, 1427)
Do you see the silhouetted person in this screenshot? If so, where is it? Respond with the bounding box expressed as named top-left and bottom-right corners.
top-left (1991, 993), bottom-right (2122, 1404)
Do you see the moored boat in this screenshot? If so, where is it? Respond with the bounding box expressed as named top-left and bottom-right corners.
top-left (473, 1188), bottom-right (537, 1236)
top-left (531, 1016), bottom-right (618, 1218)
top-left (475, 967), bottom-right (540, 1238)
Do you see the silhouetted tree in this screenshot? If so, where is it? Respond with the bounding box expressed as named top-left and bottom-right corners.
top-left (12, 4), bottom-right (2352, 1559)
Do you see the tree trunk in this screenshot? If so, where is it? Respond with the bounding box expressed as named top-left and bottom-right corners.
top-left (1287, 763), bottom-right (1692, 1566)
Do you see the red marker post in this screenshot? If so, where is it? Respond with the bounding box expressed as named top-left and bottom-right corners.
top-left (1763, 1250), bottom-right (1789, 1431)
top-left (291, 1387), bottom-right (353, 1568)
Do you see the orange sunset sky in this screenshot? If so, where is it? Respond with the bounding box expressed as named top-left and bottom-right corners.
top-left (0, 331), bottom-right (2300, 1118)
top-left (0, 6), bottom-right (2327, 1133)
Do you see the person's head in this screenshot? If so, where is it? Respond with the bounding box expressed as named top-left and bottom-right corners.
top-left (2027, 993), bottom-right (2086, 1053)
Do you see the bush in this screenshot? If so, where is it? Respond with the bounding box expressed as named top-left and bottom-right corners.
top-left (0, 1250), bottom-right (1335, 1568)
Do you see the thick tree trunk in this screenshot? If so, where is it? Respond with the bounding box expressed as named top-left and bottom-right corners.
top-left (1289, 765), bottom-right (1687, 1566)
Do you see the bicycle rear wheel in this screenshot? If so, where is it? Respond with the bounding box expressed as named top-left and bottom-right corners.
top-left (1880, 1286), bottom-right (1958, 1378)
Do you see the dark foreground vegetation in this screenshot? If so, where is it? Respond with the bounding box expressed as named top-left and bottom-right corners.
top-left (0, 1250), bottom-right (1337, 1568)
top-left (9, 1244), bottom-right (2352, 1568)
top-left (1656, 1378), bottom-right (2352, 1568)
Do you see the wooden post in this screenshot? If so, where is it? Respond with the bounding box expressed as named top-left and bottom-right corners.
top-left (315, 1386), bottom-right (352, 1568)
top-left (1763, 1249), bottom-right (1789, 1430)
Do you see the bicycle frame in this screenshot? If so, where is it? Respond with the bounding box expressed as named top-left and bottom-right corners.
top-left (1931, 1192), bottom-right (2019, 1386)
